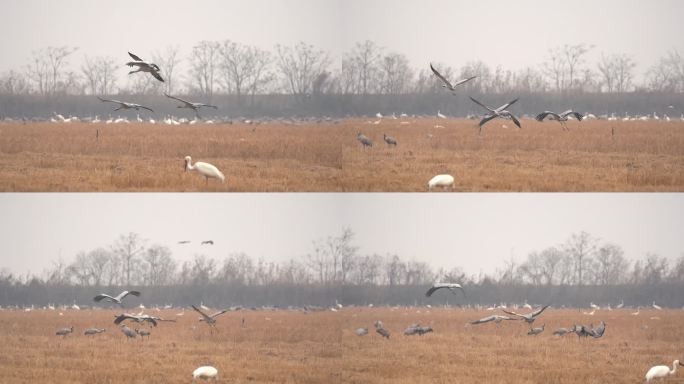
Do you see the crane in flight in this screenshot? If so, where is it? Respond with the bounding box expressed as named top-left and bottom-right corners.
top-left (429, 63), bottom-right (477, 93)
top-left (126, 52), bottom-right (164, 82)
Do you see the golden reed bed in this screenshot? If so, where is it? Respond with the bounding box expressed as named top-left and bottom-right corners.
top-left (0, 307), bottom-right (681, 383)
top-left (0, 119), bottom-right (682, 191)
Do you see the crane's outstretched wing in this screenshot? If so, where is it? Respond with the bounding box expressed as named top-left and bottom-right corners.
top-left (116, 290), bottom-right (141, 301)
top-left (150, 71), bottom-right (165, 82)
top-left (138, 104), bottom-right (155, 113)
top-left (128, 52), bottom-right (143, 61)
top-left (497, 98), bottom-right (519, 111)
top-left (94, 294), bottom-right (114, 302)
top-left (209, 309), bottom-right (228, 319)
top-left (529, 305), bottom-right (549, 318)
top-left (164, 93), bottom-right (193, 107)
top-left (509, 113), bottom-right (522, 128)
top-left (191, 305), bottom-right (212, 321)
top-left (429, 63), bottom-right (453, 90)
top-left (535, 111), bottom-right (560, 121)
top-left (469, 97), bottom-right (495, 113)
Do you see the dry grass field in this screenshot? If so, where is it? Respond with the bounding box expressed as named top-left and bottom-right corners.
top-left (0, 119), bottom-right (682, 191)
top-left (0, 307), bottom-right (682, 383)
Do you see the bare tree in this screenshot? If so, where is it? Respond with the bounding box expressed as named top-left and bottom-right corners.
top-left (219, 252), bottom-right (254, 284)
top-left (218, 41), bottom-right (273, 104)
top-left (26, 46), bottom-right (78, 96)
top-left (68, 252), bottom-right (92, 286)
top-left (142, 245), bottom-right (176, 286)
top-left (81, 56), bottom-right (118, 95)
top-left (563, 231), bottom-right (597, 286)
top-left (385, 254), bottom-right (406, 287)
top-left (188, 41), bottom-right (220, 98)
top-left (275, 42), bottom-right (331, 101)
top-left (190, 254), bottom-right (216, 286)
top-left (460, 61), bottom-right (491, 93)
top-left (348, 40), bottom-right (382, 94)
top-left (646, 50), bottom-right (684, 92)
top-left (542, 49), bottom-right (566, 92)
top-left (152, 45), bottom-right (181, 94)
top-left (562, 43), bottom-right (593, 90)
top-left (0, 70), bottom-right (30, 95)
top-left (85, 248), bottom-right (112, 287)
top-left (594, 244), bottom-right (629, 285)
top-left (642, 253), bottom-right (669, 285)
top-left (597, 53), bottom-right (636, 93)
top-left (378, 52), bottom-right (412, 95)
top-left (111, 232), bottom-right (146, 286)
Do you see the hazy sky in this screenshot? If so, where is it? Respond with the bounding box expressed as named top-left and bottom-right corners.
top-left (0, 0), bottom-right (682, 81)
top-left (0, 193), bottom-right (681, 277)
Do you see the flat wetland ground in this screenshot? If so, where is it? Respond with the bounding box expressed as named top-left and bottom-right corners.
top-left (0, 307), bottom-right (682, 383)
top-left (0, 119), bottom-right (682, 191)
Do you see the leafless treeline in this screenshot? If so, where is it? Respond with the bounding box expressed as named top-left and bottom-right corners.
top-left (2, 41), bottom-right (683, 99)
top-left (2, 229), bottom-right (682, 291)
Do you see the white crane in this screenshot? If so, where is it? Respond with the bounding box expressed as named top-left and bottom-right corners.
top-left (652, 301), bottom-right (662, 310)
top-left (425, 282), bottom-right (464, 297)
top-left (126, 52), bottom-right (164, 82)
top-left (429, 63), bottom-right (477, 93)
top-left (184, 156), bottom-right (225, 184)
top-left (97, 97), bottom-right (154, 113)
top-left (427, 174), bottom-right (454, 191)
top-left (470, 97), bottom-right (521, 133)
top-left (437, 110), bottom-right (446, 119)
top-left (164, 93), bottom-right (218, 119)
top-left (93, 290), bottom-right (140, 305)
top-left (645, 360), bottom-right (682, 382)
top-left (193, 366), bottom-right (218, 380)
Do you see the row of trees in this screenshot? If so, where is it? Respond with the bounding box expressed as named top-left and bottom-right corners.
top-left (2, 230), bottom-right (682, 290)
top-left (1, 41), bottom-right (683, 100)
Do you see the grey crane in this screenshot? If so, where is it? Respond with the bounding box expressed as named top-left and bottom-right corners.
top-left (535, 110), bottom-right (584, 130)
top-left (552, 327), bottom-right (574, 336)
top-left (93, 290), bottom-right (141, 305)
top-left (164, 92), bottom-right (218, 119)
top-left (126, 52), bottom-right (164, 82)
top-left (502, 305), bottom-right (549, 324)
top-left (178, 240), bottom-right (191, 244)
top-left (425, 282), bottom-right (465, 297)
top-left (84, 328), bottom-right (106, 336)
top-left (114, 313), bottom-right (167, 327)
top-left (357, 132), bottom-right (373, 148)
top-left (469, 96), bottom-right (521, 133)
top-left (527, 324), bottom-right (545, 335)
top-left (201, 240), bottom-right (214, 245)
top-left (429, 63), bottom-right (477, 93)
top-left (97, 97), bottom-right (154, 113)
top-left (374, 320), bottom-right (390, 339)
top-left (355, 327), bottom-right (369, 336)
top-left (588, 321), bottom-right (606, 338)
top-left (571, 322), bottom-right (606, 339)
top-left (135, 328), bottom-right (151, 339)
top-left (191, 305), bottom-right (228, 326)
top-left (120, 324), bottom-right (137, 339)
top-left (404, 324), bottom-right (433, 336)
top-left (469, 315), bottom-right (515, 325)
top-left (56, 326), bottom-right (74, 337)
top-left (383, 133), bottom-right (397, 146)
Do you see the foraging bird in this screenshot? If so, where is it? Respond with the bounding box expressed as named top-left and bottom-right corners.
top-left (164, 93), bottom-right (217, 119)
top-left (355, 327), bottom-right (369, 336)
top-left (469, 96), bottom-right (521, 133)
top-left (135, 328), bottom-right (151, 338)
top-left (425, 282), bottom-right (465, 297)
top-left (427, 174), bottom-right (454, 191)
top-left (193, 366), bottom-right (218, 380)
top-left (191, 305), bottom-right (228, 326)
top-left (589, 321), bottom-right (606, 338)
top-left (404, 324), bottom-right (433, 336)
top-left (374, 321), bottom-right (390, 339)
top-left (56, 326), bottom-right (74, 337)
top-left (357, 132), bottom-right (373, 148)
top-left (201, 240), bottom-right (214, 245)
top-left (383, 133), bottom-right (397, 146)
top-left (645, 360), bottom-right (683, 382)
top-left (469, 315), bottom-right (515, 325)
top-left (97, 97), bottom-right (154, 113)
top-left (120, 324), bottom-right (137, 339)
top-left (429, 63), bottom-right (477, 93)
top-left (527, 324), bottom-right (545, 335)
top-left (184, 156), bottom-right (225, 184)
top-left (126, 52), bottom-right (164, 82)
top-left (84, 328), bottom-right (106, 336)
top-left (535, 110), bottom-right (584, 130)
top-left (552, 327), bottom-right (573, 336)
top-left (93, 290), bottom-right (141, 305)
top-left (502, 305), bottom-right (549, 324)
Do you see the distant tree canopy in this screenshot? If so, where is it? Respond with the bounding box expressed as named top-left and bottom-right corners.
top-left (1, 229), bottom-right (682, 307)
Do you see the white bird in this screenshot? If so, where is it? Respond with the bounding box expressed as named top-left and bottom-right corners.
top-left (427, 174), bottom-right (454, 191)
top-left (437, 110), bottom-right (446, 119)
top-left (425, 282), bottom-right (464, 297)
top-left (616, 300), bottom-right (624, 309)
top-left (93, 290), bottom-right (140, 305)
top-left (184, 156), bottom-right (225, 184)
top-left (193, 366), bottom-right (218, 380)
top-left (653, 301), bottom-right (662, 310)
top-left (590, 302), bottom-right (600, 310)
top-left (97, 97), bottom-right (154, 113)
top-left (126, 52), bottom-right (164, 82)
top-left (164, 93), bottom-right (218, 119)
top-left (645, 360), bottom-right (682, 382)
top-left (632, 307), bottom-right (641, 316)
top-left (470, 97), bottom-right (521, 133)
top-left (429, 63), bottom-right (477, 93)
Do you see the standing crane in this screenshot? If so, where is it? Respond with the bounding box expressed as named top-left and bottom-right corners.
top-left (184, 156), bottom-right (225, 184)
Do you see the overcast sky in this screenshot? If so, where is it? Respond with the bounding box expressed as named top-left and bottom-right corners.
top-left (0, 0), bottom-right (682, 81)
top-left (0, 193), bottom-right (681, 277)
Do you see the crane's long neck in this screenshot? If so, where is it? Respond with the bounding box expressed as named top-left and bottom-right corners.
top-left (185, 159), bottom-right (195, 171)
top-left (671, 362), bottom-right (678, 375)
